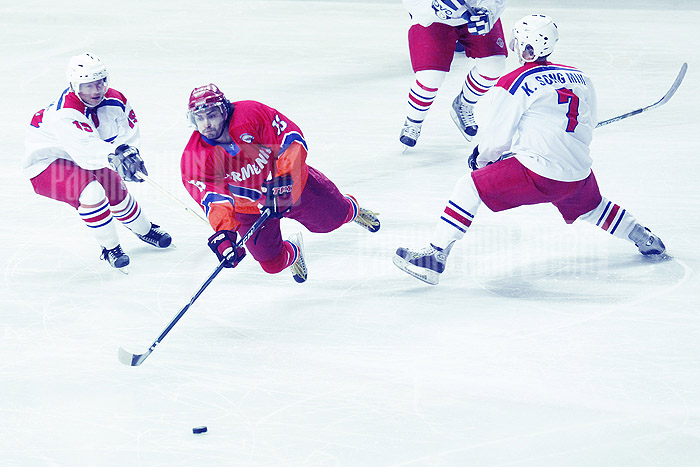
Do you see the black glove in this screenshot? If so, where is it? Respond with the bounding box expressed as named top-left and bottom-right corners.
top-left (108, 144), bottom-right (148, 182)
top-left (261, 174), bottom-right (294, 218)
top-left (208, 230), bottom-right (246, 268)
top-left (468, 145), bottom-right (480, 170)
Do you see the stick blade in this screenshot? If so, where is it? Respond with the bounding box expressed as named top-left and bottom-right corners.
top-left (118, 346), bottom-right (150, 366)
top-left (657, 62), bottom-right (687, 106)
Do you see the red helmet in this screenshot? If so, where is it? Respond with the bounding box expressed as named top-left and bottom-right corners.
top-left (187, 83), bottom-right (230, 123)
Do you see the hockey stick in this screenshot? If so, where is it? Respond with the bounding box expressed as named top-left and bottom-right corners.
top-left (137, 173), bottom-right (209, 224)
top-left (118, 208), bottom-right (272, 366)
top-left (596, 62), bottom-right (687, 128)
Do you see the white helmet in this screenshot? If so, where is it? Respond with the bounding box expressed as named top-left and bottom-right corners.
top-left (509, 15), bottom-right (559, 64)
top-left (66, 52), bottom-right (109, 94)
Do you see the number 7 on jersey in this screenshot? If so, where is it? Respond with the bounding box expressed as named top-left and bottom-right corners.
top-left (556, 87), bottom-right (580, 132)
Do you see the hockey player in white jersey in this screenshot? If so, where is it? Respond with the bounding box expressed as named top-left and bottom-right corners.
top-left (23, 52), bottom-right (172, 271)
top-left (399, 0), bottom-right (508, 148)
top-left (394, 14), bottom-right (666, 285)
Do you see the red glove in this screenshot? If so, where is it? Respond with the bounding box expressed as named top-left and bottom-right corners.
top-left (208, 230), bottom-right (246, 268)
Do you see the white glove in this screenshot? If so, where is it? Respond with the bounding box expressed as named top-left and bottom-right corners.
top-left (463, 7), bottom-right (493, 35)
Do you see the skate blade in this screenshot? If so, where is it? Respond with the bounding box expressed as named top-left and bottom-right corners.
top-left (117, 266), bottom-right (129, 275)
top-left (392, 255), bottom-right (439, 285)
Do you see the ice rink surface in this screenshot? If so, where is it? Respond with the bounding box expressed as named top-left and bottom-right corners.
top-left (1, 0), bottom-right (700, 465)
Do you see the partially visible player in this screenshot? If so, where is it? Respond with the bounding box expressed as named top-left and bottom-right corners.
top-left (23, 52), bottom-right (172, 271)
top-left (180, 84), bottom-right (380, 283)
top-left (394, 14), bottom-right (666, 285)
top-left (399, 0), bottom-right (508, 148)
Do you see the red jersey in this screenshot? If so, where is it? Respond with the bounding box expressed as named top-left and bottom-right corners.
top-left (181, 100), bottom-right (310, 232)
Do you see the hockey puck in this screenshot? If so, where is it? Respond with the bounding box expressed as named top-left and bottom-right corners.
top-left (192, 426), bottom-right (208, 434)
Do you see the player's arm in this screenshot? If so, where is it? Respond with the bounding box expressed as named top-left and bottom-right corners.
top-left (473, 88), bottom-right (523, 167)
top-left (264, 109), bottom-right (309, 204)
top-left (181, 145), bottom-right (241, 232)
top-left (113, 99), bottom-right (140, 148)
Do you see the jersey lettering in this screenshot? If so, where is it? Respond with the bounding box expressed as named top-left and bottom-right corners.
top-left (72, 120), bottom-right (94, 132)
top-left (556, 87), bottom-right (580, 132)
top-left (128, 109), bottom-right (138, 129)
top-left (188, 179), bottom-right (206, 192)
top-left (271, 114), bottom-right (287, 136)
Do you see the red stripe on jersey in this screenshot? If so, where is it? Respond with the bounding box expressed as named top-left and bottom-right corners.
top-left (444, 206), bottom-right (472, 228)
top-left (496, 61), bottom-right (581, 92)
top-left (601, 204), bottom-right (620, 231)
top-left (416, 81), bottom-right (438, 93)
top-left (104, 88), bottom-right (128, 105)
top-left (61, 92), bottom-right (87, 112)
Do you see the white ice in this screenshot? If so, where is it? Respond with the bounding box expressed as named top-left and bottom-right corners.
top-left (2, 0), bottom-right (700, 465)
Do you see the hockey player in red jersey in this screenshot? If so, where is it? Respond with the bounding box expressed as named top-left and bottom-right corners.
top-left (394, 15), bottom-right (666, 285)
top-left (180, 84), bottom-right (380, 283)
top-left (400, 0), bottom-right (508, 148)
top-left (23, 52), bottom-right (171, 271)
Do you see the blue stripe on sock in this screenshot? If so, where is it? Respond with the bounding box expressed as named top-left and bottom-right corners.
top-left (596, 201), bottom-right (611, 226)
top-left (610, 209), bottom-right (626, 234)
top-left (441, 216), bottom-right (466, 233)
top-left (448, 200), bottom-right (474, 219)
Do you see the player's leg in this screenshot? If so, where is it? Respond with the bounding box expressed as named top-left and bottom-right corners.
top-left (29, 159), bottom-right (128, 269)
top-left (401, 23), bottom-right (457, 148)
top-left (578, 198), bottom-right (666, 255)
top-left (393, 171), bottom-right (482, 284)
top-left (236, 214), bottom-right (307, 282)
top-left (555, 171), bottom-right (666, 255)
top-left (394, 157), bottom-right (557, 284)
top-left (78, 180), bottom-right (130, 268)
top-left (96, 168), bottom-right (172, 248)
top-left (286, 167), bottom-right (378, 234)
top-left (452, 19), bottom-right (508, 140)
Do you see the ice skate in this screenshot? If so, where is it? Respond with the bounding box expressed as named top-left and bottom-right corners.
top-left (399, 119), bottom-right (422, 148)
top-left (450, 94), bottom-right (478, 141)
top-left (287, 232), bottom-right (307, 283)
top-left (354, 207), bottom-right (380, 233)
top-left (628, 224), bottom-right (666, 256)
top-left (393, 242), bottom-right (454, 285)
top-left (135, 223), bottom-right (172, 248)
top-left (101, 244), bottom-right (130, 272)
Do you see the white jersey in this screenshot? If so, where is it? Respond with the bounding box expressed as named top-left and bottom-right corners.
top-left (402, 0), bottom-right (505, 28)
top-left (23, 87), bottom-right (139, 179)
top-left (476, 61), bottom-right (598, 182)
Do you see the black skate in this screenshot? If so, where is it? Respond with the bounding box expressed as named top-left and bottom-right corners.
top-left (135, 223), bottom-right (172, 248)
top-left (399, 119), bottom-right (422, 148)
top-left (101, 245), bottom-right (130, 270)
top-left (393, 242), bottom-right (453, 285)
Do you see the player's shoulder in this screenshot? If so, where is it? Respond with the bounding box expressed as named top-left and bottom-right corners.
top-left (230, 100), bottom-right (280, 133)
top-left (98, 88), bottom-right (129, 111)
top-left (232, 100), bottom-right (276, 118)
top-left (56, 89), bottom-right (86, 113)
top-left (496, 61), bottom-right (586, 95)
top-left (183, 130), bottom-right (207, 152)
top-left (105, 88), bottom-right (128, 105)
